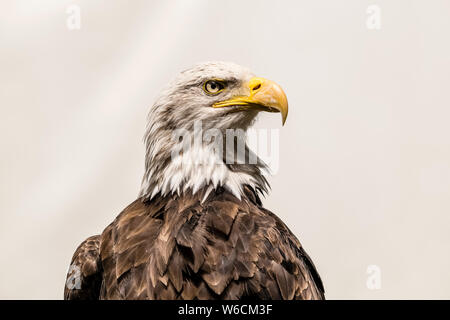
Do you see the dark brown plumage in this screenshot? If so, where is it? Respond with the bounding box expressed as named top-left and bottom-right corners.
top-left (64, 186), bottom-right (324, 300)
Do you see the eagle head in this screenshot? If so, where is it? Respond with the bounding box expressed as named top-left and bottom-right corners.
top-left (140, 61), bottom-right (288, 200)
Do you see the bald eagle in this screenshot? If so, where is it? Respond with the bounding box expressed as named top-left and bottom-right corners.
top-left (64, 62), bottom-right (325, 300)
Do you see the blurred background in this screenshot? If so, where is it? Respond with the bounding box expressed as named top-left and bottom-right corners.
top-left (1, 0), bottom-right (450, 299)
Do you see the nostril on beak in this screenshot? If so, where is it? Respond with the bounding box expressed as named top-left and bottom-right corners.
top-left (252, 83), bottom-right (261, 92)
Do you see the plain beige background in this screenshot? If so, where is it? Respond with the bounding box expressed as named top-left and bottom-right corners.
top-left (1, 0), bottom-right (449, 299)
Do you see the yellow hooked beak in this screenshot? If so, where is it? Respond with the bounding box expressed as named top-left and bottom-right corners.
top-left (212, 77), bottom-right (288, 125)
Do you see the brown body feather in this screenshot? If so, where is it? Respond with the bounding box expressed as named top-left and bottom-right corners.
top-left (64, 186), bottom-right (324, 300)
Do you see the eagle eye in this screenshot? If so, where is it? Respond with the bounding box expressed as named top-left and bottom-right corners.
top-left (203, 80), bottom-right (225, 95)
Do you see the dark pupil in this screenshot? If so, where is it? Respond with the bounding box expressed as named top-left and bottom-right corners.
top-left (210, 82), bottom-right (217, 90)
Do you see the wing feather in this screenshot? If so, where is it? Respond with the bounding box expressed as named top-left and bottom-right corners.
top-left (64, 235), bottom-right (102, 300)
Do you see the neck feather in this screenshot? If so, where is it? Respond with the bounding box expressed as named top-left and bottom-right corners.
top-left (139, 129), bottom-right (269, 201)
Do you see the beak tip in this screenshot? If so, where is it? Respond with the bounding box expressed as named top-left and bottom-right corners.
top-left (281, 109), bottom-right (288, 126)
